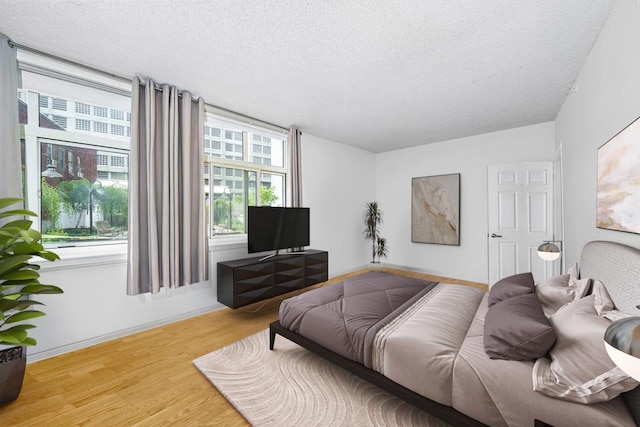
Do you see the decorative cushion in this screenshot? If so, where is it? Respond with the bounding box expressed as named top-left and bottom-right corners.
top-left (483, 293), bottom-right (556, 360)
top-left (532, 294), bottom-right (639, 403)
top-left (536, 263), bottom-right (590, 317)
top-left (488, 272), bottom-right (534, 307)
top-left (592, 279), bottom-right (630, 322)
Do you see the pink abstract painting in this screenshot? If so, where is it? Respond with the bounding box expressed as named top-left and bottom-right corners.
top-left (597, 116), bottom-right (640, 234)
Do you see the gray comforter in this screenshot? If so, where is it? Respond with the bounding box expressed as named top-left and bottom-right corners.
top-left (279, 271), bottom-right (437, 367)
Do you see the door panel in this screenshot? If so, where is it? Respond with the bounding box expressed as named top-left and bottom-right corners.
top-left (488, 162), bottom-right (556, 285)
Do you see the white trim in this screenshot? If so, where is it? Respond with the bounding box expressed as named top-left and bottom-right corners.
top-left (208, 234), bottom-right (248, 252)
top-left (26, 303), bottom-right (225, 363)
top-left (34, 243), bottom-right (128, 271)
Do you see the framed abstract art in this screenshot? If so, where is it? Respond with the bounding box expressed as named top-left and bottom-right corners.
top-left (411, 173), bottom-right (460, 245)
top-left (597, 116), bottom-right (640, 235)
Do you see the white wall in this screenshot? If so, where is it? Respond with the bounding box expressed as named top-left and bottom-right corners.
top-left (376, 122), bottom-right (556, 284)
top-left (29, 132), bottom-right (374, 361)
top-left (302, 133), bottom-right (376, 274)
top-left (556, 0), bottom-right (640, 265)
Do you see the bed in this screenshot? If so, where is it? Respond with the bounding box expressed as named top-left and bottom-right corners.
top-left (269, 241), bottom-right (640, 426)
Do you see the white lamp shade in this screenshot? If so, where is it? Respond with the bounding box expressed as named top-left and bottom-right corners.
top-left (604, 317), bottom-right (640, 381)
top-left (537, 242), bottom-right (561, 261)
top-left (604, 341), bottom-right (640, 381)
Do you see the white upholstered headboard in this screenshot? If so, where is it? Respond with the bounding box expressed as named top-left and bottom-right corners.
top-left (580, 241), bottom-right (640, 316)
top-left (580, 241), bottom-right (640, 422)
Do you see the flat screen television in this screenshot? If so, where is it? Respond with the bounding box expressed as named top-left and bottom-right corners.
top-left (247, 206), bottom-right (310, 257)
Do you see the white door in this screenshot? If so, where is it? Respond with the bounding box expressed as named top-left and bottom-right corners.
top-left (488, 162), bottom-right (556, 285)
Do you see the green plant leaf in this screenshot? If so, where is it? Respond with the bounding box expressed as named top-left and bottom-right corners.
top-left (0, 255), bottom-right (31, 276)
top-left (3, 324), bottom-right (37, 332)
top-left (1, 219), bottom-right (33, 230)
top-left (4, 310), bottom-right (46, 323)
top-left (2, 269), bottom-right (40, 281)
top-left (0, 198), bottom-right (23, 210)
top-left (0, 331), bottom-right (24, 344)
top-left (18, 284), bottom-right (63, 294)
top-left (0, 299), bottom-right (44, 312)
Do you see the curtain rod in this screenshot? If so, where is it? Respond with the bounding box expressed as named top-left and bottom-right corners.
top-left (7, 39), bottom-right (290, 134)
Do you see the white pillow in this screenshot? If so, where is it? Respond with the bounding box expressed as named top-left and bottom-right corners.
top-left (535, 263), bottom-right (590, 318)
top-left (533, 294), bottom-right (638, 403)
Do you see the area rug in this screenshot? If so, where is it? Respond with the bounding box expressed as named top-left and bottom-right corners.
top-left (193, 329), bottom-right (450, 426)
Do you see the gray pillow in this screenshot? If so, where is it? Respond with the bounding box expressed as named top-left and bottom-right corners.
top-left (532, 294), bottom-right (639, 403)
top-left (484, 292), bottom-right (556, 360)
top-left (488, 272), bottom-right (534, 307)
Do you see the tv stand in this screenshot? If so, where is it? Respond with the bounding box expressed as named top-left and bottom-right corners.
top-left (258, 249), bottom-right (308, 262)
top-left (217, 250), bottom-right (328, 309)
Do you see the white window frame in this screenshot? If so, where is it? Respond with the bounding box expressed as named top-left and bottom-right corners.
top-left (205, 114), bottom-right (288, 247)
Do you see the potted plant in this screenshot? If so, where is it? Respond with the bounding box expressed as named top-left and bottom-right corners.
top-left (0, 197), bottom-right (62, 404)
top-left (363, 201), bottom-right (389, 269)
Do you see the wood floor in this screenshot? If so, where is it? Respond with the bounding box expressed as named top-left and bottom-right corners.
top-left (0, 268), bottom-right (486, 426)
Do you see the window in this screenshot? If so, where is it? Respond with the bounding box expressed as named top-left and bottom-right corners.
top-left (52, 98), bottom-right (67, 111)
top-left (94, 106), bottom-right (107, 117)
top-left (111, 172), bottom-right (128, 180)
top-left (111, 156), bottom-right (125, 167)
top-left (94, 121), bottom-right (108, 133)
top-left (110, 109), bottom-right (125, 121)
top-left (19, 56), bottom-right (131, 248)
top-left (204, 115), bottom-right (287, 237)
top-left (75, 118), bottom-right (91, 132)
top-left (111, 124), bottom-right (125, 136)
top-left (75, 102), bottom-right (91, 115)
top-left (97, 154), bottom-right (109, 166)
top-left (51, 115), bottom-right (67, 129)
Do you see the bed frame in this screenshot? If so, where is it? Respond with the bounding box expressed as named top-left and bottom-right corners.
top-left (269, 241), bottom-right (640, 427)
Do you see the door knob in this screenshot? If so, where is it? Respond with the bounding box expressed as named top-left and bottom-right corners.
top-left (490, 233), bottom-right (503, 238)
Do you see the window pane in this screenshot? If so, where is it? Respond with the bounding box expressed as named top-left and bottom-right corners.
top-left (249, 132), bottom-right (284, 167)
top-left (52, 98), bottom-right (67, 111)
top-left (94, 106), bottom-right (108, 117)
top-left (95, 121), bottom-right (108, 133)
top-left (38, 92), bottom-right (130, 141)
top-left (212, 168), bottom-right (245, 235)
top-left (75, 118), bottom-right (91, 132)
top-left (76, 102), bottom-right (91, 115)
top-left (40, 141), bottom-right (129, 246)
top-left (260, 173), bottom-right (284, 207)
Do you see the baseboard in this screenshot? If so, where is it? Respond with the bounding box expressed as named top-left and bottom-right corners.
top-left (26, 303), bottom-right (225, 363)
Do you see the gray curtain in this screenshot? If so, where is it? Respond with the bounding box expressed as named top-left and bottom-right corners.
top-left (0, 35), bottom-right (22, 199)
top-left (287, 127), bottom-right (303, 207)
top-left (128, 76), bottom-right (208, 295)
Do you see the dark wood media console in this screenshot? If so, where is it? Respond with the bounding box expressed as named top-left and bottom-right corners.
top-left (217, 250), bottom-right (328, 309)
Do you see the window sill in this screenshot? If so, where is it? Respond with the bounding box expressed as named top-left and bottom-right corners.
top-left (208, 234), bottom-right (247, 252)
top-left (33, 235), bottom-right (249, 271)
top-left (35, 242), bottom-right (128, 271)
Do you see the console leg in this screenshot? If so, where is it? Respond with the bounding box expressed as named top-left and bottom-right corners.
top-left (269, 327), bottom-right (276, 350)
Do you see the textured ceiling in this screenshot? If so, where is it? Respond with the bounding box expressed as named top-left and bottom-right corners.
top-left (0, 0), bottom-right (615, 152)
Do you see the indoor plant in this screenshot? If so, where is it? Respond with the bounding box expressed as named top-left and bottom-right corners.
top-left (0, 197), bottom-right (62, 404)
top-left (363, 201), bottom-right (389, 267)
